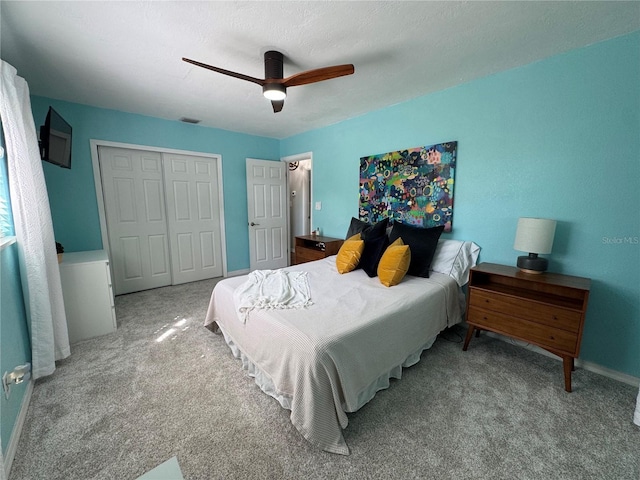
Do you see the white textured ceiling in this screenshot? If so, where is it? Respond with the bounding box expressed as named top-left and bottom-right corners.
top-left (1, 1), bottom-right (639, 139)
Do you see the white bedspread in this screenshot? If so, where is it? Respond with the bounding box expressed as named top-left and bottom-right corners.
top-left (204, 256), bottom-right (462, 455)
top-left (233, 269), bottom-right (312, 323)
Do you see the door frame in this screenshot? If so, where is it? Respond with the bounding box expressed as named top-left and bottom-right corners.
top-left (246, 158), bottom-right (289, 271)
top-left (90, 139), bottom-right (228, 281)
top-left (281, 151), bottom-right (313, 258)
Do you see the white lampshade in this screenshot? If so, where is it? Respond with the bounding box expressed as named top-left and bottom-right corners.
top-left (513, 217), bottom-right (556, 254)
top-left (263, 83), bottom-right (286, 101)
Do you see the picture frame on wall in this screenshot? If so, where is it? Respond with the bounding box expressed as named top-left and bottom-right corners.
top-left (359, 141), bottom-right (457, 231)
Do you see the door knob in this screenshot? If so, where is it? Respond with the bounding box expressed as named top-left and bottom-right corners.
top-left (250, 222), bottom-right (260, 226)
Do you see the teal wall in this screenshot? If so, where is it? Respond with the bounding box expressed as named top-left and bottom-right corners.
top-left (281, 31), bottom-right (640, 378)
top-left (30, 31), bottom-right (639, 379)
top-left (0, 244), bottom-right (31, 456)
top-left (31, 99), bottom-right (280, 272)
top-left (0, 129), bottom-right (31, 456)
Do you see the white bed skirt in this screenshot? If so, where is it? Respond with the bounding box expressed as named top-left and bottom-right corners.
top-left (634, 387), bottom-right (640, 426)
top-left (206, 259), bottom-right (462, 454)
top-left (218, 323), bottom-right (439, 414)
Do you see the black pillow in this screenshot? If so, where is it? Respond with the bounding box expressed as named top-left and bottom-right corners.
top-left (359, 227), bottom-right (390, 277)
top-left (388, 222), bottom-right (445, 277)
top-left (345, 217), bottom-right (389, 240)
top-left (345, 218), bottom-right (389, 277)
top-left (345, 217), bottom-right (369, 239)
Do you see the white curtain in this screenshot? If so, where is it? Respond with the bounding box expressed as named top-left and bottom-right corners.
top-left (635, 387), bottom-right (640, 426)
top-left (0, 60), bottom-right (70, 378)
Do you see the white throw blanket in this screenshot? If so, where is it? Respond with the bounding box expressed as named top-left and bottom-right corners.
top-left (233, 270), bottom-right (312, 323)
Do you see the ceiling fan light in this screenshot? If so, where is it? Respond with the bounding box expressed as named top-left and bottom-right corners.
top-left (263, 83), bottom-right (286, 101)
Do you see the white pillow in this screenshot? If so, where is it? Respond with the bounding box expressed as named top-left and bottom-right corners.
top-left (430, 239), bottom-right (480, 286)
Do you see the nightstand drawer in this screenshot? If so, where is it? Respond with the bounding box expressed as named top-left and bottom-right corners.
top-left (295, 247), bottom-right (326, 264)
top-left (294, 235), bottom-right (344, 265)
top-left (469, 289), bottom-right (581, 333)
top-left (468, 307), bottom-right (578, 354)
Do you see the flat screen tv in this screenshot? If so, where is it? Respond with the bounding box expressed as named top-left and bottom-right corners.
top-left (40, 107), bottom-right (72, 169)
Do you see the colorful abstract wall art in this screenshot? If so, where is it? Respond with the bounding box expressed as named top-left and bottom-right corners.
top-left (359, 141), bottom-right (457, 232)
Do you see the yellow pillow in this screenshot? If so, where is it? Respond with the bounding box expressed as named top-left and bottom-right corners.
top-left (377, 237), bottom-right (411, 287)
top-left (336, 234), bottom-right (365, 274)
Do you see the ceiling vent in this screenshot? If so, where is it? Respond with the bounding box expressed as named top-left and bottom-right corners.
top-left (179, 117), bottom-right (201, 124)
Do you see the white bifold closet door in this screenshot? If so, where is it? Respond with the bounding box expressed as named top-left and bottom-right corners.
top-left (162, 152), bottom-right (223, 285)
top-left (98, 146), bottom-right (223, 295)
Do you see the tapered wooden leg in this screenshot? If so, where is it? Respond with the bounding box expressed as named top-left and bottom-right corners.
top-left (463, 325), bottom-right (475, 351)
top-left (563, 356), bottom-right (573, 392)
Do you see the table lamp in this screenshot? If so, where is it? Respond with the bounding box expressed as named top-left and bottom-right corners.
top-left (513, 217), bottom-right (556, 274)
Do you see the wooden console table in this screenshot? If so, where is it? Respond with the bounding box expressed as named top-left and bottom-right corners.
top-left (462, 263), bottom-right (591, 392)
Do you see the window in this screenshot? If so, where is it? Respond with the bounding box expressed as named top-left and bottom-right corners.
top-left (0, 130), bottom-right (16, 243)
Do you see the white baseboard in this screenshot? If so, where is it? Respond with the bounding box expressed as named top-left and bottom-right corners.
top-left (4, 379), bottom-right (34, 479)
top-left (226, 268), bottom-right (249, 277)
top-left (483, 331), bottom-right (640, 388)
top-left (577, 359), bottom-right (640, 388)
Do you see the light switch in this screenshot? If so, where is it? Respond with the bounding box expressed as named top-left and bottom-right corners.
top-left (315, 201), bottom-right (322, 210)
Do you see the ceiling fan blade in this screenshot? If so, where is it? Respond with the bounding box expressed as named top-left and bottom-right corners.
top-left (182, 58), bottom-right (265, 86)
top-left (271, 100), bottom-right (284, 113)
top-left (281, 64), bottom-right (355, 87)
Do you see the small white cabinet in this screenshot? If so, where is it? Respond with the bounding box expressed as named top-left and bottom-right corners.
top-left (59, 250), bottom-right (117, 344)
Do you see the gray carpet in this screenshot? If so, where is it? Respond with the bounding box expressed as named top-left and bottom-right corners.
top-left (9, 278), bottom-right (640, 480)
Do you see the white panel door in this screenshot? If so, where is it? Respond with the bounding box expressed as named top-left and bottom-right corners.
top-left (246, 158), bottom-right (288, 271)
top-left (163, 153), bottom-right (223, 284)
top-left (98, 146), bottom-right (171, 294)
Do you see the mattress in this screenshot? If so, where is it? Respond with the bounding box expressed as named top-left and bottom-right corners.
top-left (204, 256), bottom-right (462, 454)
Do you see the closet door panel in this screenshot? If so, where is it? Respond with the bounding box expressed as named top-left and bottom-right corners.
top-left (163, 153), bottom-right (223, 284)
top-left (99, 146), bottom-right (171, 294)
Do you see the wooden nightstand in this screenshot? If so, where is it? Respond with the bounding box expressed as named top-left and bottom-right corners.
top-left (294, 235), bottom-right (343, 265)
top-left (462, 263), bottom-right (591, 392)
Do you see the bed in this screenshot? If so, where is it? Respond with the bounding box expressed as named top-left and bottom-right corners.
top-left (204, 238), bottom-right (479, 454)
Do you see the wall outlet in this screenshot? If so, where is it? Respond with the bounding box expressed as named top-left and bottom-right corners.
top-left (2, 363), bottom-right (31, 399)
top-left (315, 201), bottom-right (322, 210)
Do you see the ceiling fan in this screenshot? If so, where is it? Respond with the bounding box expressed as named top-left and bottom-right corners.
top-left (182, 51), bottom-right (355, 113)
